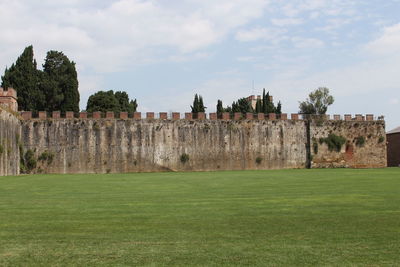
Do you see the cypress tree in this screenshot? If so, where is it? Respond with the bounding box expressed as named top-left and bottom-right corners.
top-left (42, 51), bottom-right (79, 113)
top-left (198, 95), bottom-right (206, 112)
top-left (262, 89), bottom-right (267, 113)
top-left (255, 98), bottom-right (262, 113)
top-left (217, 100), bottom-right (223, 118)
top-left (265, 91), bottom-right (276, 113)
top-left (276, 101), bottom-right (282, 114)
top-left (1, 45), bottom-right (44, 111)
top-left (191, 94), bottom-right (199, 113)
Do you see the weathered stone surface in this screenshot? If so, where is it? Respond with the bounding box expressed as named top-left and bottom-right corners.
top-left (0, 109), bottom-right (20, 176)
top-left (0, 113), bottom-right (387, 176)
top-left (310, 120), bottom-right (386, 168)
top-left (21, 120), bottom-right (309, 174)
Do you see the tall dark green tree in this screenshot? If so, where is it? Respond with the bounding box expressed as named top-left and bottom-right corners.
top-left (230, 98), bottom-right (253, 114)
top-left (115, 91), bottom-right (138, 113)
top-left (216, 99), bottom-right (224, 117)
top-left (191, 94), bottom-right (206, 113)
top-left (42, 51), bottom-right (79, 113)
top-left (262, 89), bottom-right (267, 113)
top-left (275, 101), bottom-right (282, 114)
top-left (1, 45), bottom-right (44, 111)
top-left (255, 98), bottom-right (262, 113)
top-left (86, 90), bottom-right (137, 113)
top-left (198, 96), bottom-right (206, 112)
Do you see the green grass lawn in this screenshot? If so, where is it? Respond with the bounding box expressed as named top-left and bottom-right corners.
top-left (1, 169), bottom-right (400, 266)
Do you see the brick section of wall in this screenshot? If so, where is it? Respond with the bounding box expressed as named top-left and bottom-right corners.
top-left (22, 111), bottom-right (32, 120)
top-left (355, 114), bottom-right (363, 121)
top-left (280, 113), bottom-right (288, 120)
top-left (66, 112), bottom-right (74, 119)
top-left (268, 113), bottom-right (276, 120)
top-left (197, 112), bottom-right (206, 120)
top-left (172, 113), bottom-right (180, 120)
top-left (79, 112), bottom-right (87, 119)
top-left (291, 114), bottom-right (299, 120)
top-left (120, 112), bottom-right (128, 119)
top-left (134, 112), bottom-right (141, 120)
top-left (185, 113), bottom-right (193, 120)
top-left (334, 115), bottom-right (341, 120)
top-left (146, 112), bottom-right (154, 120)
top-left (234, 113), bottom-right (241, 120)
top-left (257, 113), bottom-right (265, 120)
top-left (39, 111), bottom-right (47, 119)
top-left (222, 112), bottom-right (230, 120)
top-left (246, 113), bottom-right (253, 120)
top-left (106, 112), bottom-right (114, 119)
top-left (93, 112), bottom-right (101, 119)
top-left (344, 114), bottom-right (352, 121)
top-left (159, 112), bottom-right (168, 120)
top-left (366, 114), bottom-right (374, 121)
top-left (209, 113), bottom-right (217, 120)
top-left (52, 111), bottom-right (60, 119)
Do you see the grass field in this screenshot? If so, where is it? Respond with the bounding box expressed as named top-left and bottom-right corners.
top-left (1, 169), bottom-right (400, 266)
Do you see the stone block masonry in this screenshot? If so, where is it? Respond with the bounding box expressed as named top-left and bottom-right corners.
top-left (19, 114), bottom-right (386, 174)
top-left (0, 107), bottom-right (387, 175)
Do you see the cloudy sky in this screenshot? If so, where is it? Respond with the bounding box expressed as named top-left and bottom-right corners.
top-left (0, 0), bottom-right (399, 130)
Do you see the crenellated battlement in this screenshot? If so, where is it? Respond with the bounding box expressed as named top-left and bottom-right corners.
top-left (20, 111), bottom-right (383, 122)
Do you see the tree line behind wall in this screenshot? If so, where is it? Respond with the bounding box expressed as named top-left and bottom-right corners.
top-left (1, 46), bottom-right (79, 113)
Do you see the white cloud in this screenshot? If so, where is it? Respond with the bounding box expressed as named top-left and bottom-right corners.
top-left (292, 37), bottom-right (325, 48)
top-left (366, 23), bottom-right (400, 55)
top-left (0, 0), bottom-right (270, 72)
top-left (271, 17), bottom-right (304, 27)
top-left (235, 27), bottom-right (287, 42)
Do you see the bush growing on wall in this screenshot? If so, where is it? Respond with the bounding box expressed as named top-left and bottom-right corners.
top-left (180, 153), bottom-right (190, 164)
top-left (355, 136), bottom-right (365, 147)
top-left (38, 150), bottom-right (55, 164)
top-left (24, 149), bottom-right (37, 173)
top-left (319, 134), bottom-right (346, 152)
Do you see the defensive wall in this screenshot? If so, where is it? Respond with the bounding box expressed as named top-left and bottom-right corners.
top-left (18, 111), bottom-right (386, 174)
top-left (0, 108), bottom-right (20, 176)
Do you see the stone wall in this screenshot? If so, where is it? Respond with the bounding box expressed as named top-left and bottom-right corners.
top-left (310, 120), bottom-right (387, 168)
top-left (0, 108), bottom-right (20, 176)
top-left (20, 116), bottom-right (387, 174)
top-left (21, 119), bottom-right (308, 174)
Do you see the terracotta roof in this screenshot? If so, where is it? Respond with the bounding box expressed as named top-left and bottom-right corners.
top-left (387, 126), bottom-right (400, 134)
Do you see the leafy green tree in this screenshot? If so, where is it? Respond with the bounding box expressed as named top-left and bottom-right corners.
top-left (86, 90), bottom-right (138, 113)
top-left (299, 87), bottom-right (334, 115)
top-left (42, 51), bottom-right (79, 112)
top-left (1, 45), bottom-right (44, 111)
top-left (86, 91), bottom-right (119, 113)
top-left (115, 91), bottom-right (138, 113)
top-left (230, 98), bottom-right (253, 114)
